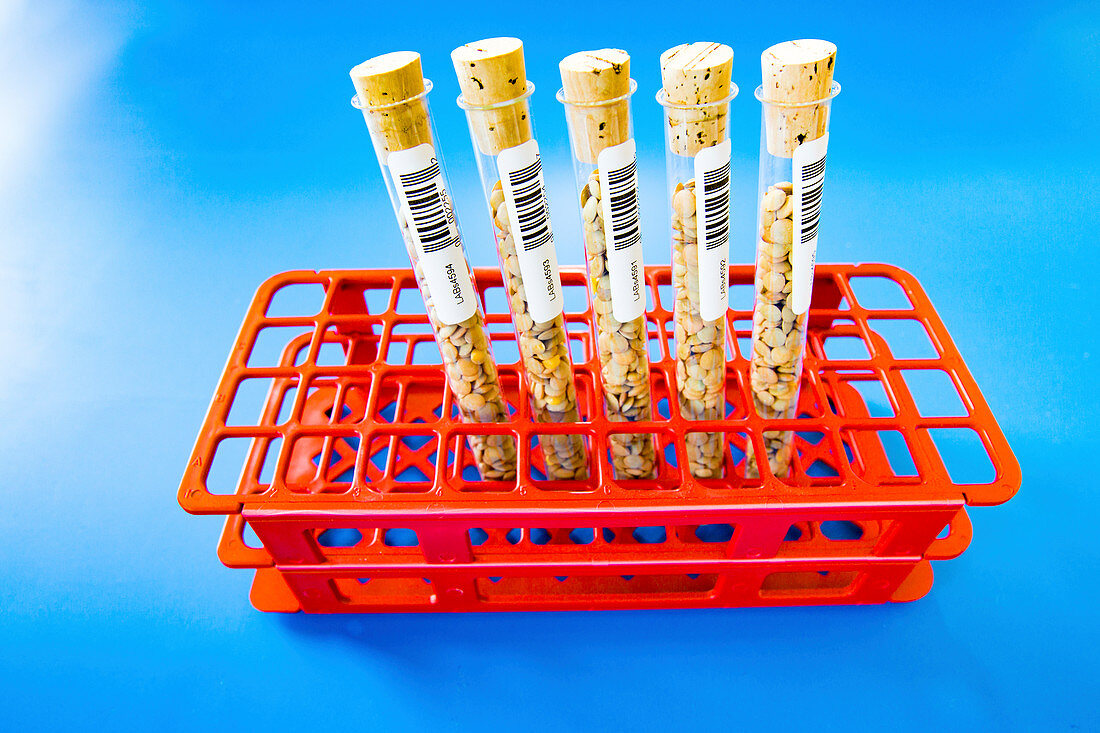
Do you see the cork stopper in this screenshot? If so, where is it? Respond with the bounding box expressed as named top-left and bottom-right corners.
top-left (350, 51), bottom-right (432, 162)
top-left (559, 49), bottom-right (632, 164)
top-left (760, 40), bottom-right (836, 157)
top-left (660, 42), bottom-right (733, 158)
top-left (452, 37), bottom-right (532, 156)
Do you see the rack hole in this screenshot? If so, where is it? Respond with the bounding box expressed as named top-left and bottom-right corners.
top-left (531, 432), bottom-right (595, 488)
top-left (378, 401), bottom-right (398, 423)
top-left (663, 442), bottom-right (679, 469)
top-left (320, 398), bottom-right (354, 423)
top-left (530, 528), bottom-right (552, 545)
top-left (276, 384), bottom-right (302, 424)
top-left (243, 522), bottom-right (262, 549)
top-left (797, 430), bottom-right (824, 445)
top-left (784, 525), bottom-right (803, 541)
top-left (383, 529), bottom-right (418, 547)
top-left (569, 336), bottom-right (588, 364)
top-left (365, 433), bottom-right (437, 491)
top-left (562, 285), bottom-right (588, 314)
top-left (806, 459), bottom-right (839, 478)
top-left (845, 378), bottom-right (894, 417)
top-left (844, 430), bottom-right (918, 480)
top-left (823, 335), bottom-right (871, 361)
top-left (248, 326), bottom-right (312, 367)
top-left (569, 528), bottom-right (595, 545)
top-left (648, 337), bottom-right (663, 363)
top-left (482, 287), bottom-right (509, 315)
top-left (207, 436), bottom-right (255, 494)
top-left (468, 528), bottom-right (489, 546)
top-left (848, 276), bottom-right (912, 310)
top-left (879, 430), bottom-right (918, 477)
top-left (694, 524), bottom-right (734, 543)
top-left (258, 437), bottom-right (284, 484)
top-left (395, 465), bottom-right (430, 483)
top-left (486, 319), bottom-right (513, 334)
top-left (506, 528), bottom-right (523, 545)
top-left (266, 282), bottom-right (325, 319)
top-left (820, 521), bottom-right (863, 541)
top-left (867, 319), bottom-right (938, 360)
top-left (729, 283), bottom-right (754, 312)
top-left (317, 528), bottom-right (363, 548)
top-left (632, 526), bottom-right (666, 544)
top-left (363, 286), bottom-right (393, 314)
top-left (412, 341), bottom-right (443, 364)
top-left (489, 336), bottom-right (520, 365)
top-left (395, 288), bottom-right (428, 315)
top-left (900, 369), bottom-right (967, 417)
top-left (929, 428), bottom-right (996, 484)
top-left (227, 378), bottom-right (279, 427)
top-left (383, 338), bottom-right (408, 365)
top-left (657, 283), bottom-right (674, 311)
top-left (316, 338), bottom-right (348, 367)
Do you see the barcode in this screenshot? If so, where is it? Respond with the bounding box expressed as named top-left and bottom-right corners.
top-left (398, 162), bottom-right (459, 253)
top-left (799, 154), bottom-right (826, 244)
top-left (506, 157), bottom-right (552, 252)
top-left (605, 158), bottom-right (641, 251)
top-left (701, 160), bottom-right (731, 250)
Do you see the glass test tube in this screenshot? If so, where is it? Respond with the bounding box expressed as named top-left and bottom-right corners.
top-left (746, 40), bottom-right (839, 478)
top-left (558, 49), bottom-right (656, 481)
top-left (657, 42), bottom-right (737, 479)
top-left (452, 38), bottom-right (588, 480)
top-left (350, 51), bottom-right (517, 481)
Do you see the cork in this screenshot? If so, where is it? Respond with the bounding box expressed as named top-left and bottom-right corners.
top-left (760, 40), bottom-right (836, 157)
top-left (452, 37), bottom-right (532, 156)
top-left (559, 49), bottom-right (632, 164)
top-left (660, 42), bottom-right (734, 158)
top-left (350, 51), bottom-right (432, 162)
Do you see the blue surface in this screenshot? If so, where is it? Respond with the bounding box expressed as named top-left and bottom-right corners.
top-left (2, 1), bottom-right (1097, 729)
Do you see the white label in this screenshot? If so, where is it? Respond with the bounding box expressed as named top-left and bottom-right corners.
top-left (693, 139), bottom-right (732, 322)
top-left (597, 139), bottom-right (645, 323)
top-left (496, 139), bottom-right (564, 324)
top-left (388, 143), bottom-right (477, 326)
top-left (791, 132), bottom-right (829, 315)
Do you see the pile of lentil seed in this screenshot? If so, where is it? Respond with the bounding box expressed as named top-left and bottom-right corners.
top-left (670, 179), bottom-right (726, 478)
top-left (579, 170), bottom-right (657, 480)
top-left (488, 180), bottom-right (588, 480)
top-left (399, 218), bottom-right (517, 481)
top-left (746, 180), bottom-right (805, 478)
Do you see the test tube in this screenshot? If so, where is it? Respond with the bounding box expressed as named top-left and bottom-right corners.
top-left (557, 49), bottom-right (656, 480)
top-left (746, 40), bottom-right (839, 477)
top-left (452, 38), bottom-right (588, 481)
top-left (657, 42), bottom-right (737, 479)
top-left (350, 51), bottom-right (517, 481)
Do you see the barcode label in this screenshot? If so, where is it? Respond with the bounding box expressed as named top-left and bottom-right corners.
top-left (597, 140), bottom-right (645, 323)
top-left (496, 139), bottom-right (563, 323)
top-left (388, 143), bottom-right (476, 325)
top-left (693, 139), bottom-right (732, 322)
top-left (791, 132), bottom-right (829, 315)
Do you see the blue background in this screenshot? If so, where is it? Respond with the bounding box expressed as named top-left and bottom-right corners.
top-left (2, 0), bottom-right (1097, 729)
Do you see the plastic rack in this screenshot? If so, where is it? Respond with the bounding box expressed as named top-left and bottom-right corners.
top-left (178, 264), bottom-right (1019, 612)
